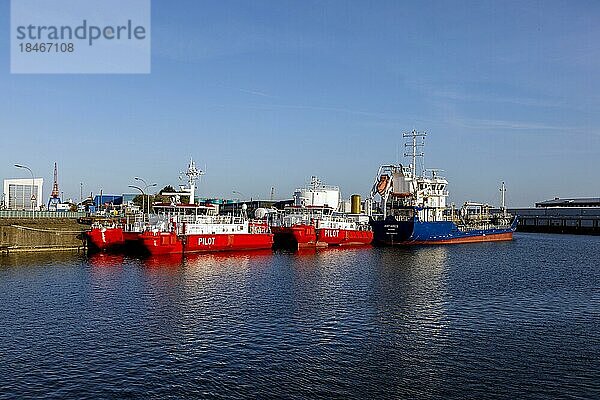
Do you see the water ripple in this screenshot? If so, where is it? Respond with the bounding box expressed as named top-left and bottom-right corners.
top-left (1, 234), bottom-right (599, 399)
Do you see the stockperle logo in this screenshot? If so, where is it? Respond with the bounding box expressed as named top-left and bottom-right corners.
top-left (11, 0), bottom-right (151, 74)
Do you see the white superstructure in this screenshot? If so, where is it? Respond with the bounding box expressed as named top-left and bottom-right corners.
top-left (274, 206), bottom-right (369, 230)
top-left (146, 204), bottom-right (268, 236)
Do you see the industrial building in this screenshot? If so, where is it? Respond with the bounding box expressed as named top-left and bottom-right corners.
top-left (3, 178), bottom-right (44, 210)
top-left (93, 195), bottom-right (123, 207)
top-left (512, 197), bottom-right (600, 235)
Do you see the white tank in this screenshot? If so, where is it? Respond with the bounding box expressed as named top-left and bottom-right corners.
top-left (293, 176), bottom-right (340, 209)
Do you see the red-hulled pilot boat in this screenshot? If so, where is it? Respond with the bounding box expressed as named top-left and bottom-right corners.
top-left (271, 176), bottom-right (373, 249)
top-left (137, 159), bottom-right (273, 255)
top-left (138, 203), bottom-right (273, 255)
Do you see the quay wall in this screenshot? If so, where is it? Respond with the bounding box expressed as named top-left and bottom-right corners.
top-left (0, 217), bottom-right (88, 254)
top-left (511, 207), bottom-right (600, 235)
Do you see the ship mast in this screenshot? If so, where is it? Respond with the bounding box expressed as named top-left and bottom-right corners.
top-left (500, 181), bottom-right (507, 216)
top-left (184, 158), bottom-right (203, 205)
top-left (403, 129), bottom-right (426, 177)
top-left (310, 176), bottom-right (321, 188)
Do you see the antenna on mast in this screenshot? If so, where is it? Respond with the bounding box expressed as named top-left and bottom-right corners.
top-left (500, 181), bottom-right (507, 216)
top-left (182, 158), bottom-right (204, 204)
top-left (310, 176), bottom-right (321, 188)
top-left (403, 129), bottom-right (426, 176)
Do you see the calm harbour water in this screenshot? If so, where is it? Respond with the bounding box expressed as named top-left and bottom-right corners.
top-left (0, 233), bottom-right (599, 399)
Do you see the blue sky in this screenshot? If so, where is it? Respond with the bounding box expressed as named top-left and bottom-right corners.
top-left (1, 0), bottom-right (599, 206)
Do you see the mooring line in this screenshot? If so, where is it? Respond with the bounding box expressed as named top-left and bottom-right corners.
top-left (10, 225), bottom-right (85, 234)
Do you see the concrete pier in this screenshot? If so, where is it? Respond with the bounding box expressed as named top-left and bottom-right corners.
top-left (0, 217), bottom-right (88, 254)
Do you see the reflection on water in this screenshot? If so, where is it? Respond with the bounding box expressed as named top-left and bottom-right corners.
top-left (0, 251), bottom-right (85, 268)
top-left (143, 253), bottom-right (184, 269)
top-left (88, 253), bottom-right (126, 268)
top-left (1, 234), bottom-right (599, 399)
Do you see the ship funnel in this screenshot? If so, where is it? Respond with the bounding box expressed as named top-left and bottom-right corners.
top-left (351, 194), bottom-right (361, 214)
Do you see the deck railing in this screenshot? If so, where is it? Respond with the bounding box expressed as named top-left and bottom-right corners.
top-left (0, 210), bottom-right (87, 219)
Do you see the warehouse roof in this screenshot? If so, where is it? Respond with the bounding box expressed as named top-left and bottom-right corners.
top-left (535, 198), bottom-right (600, 207)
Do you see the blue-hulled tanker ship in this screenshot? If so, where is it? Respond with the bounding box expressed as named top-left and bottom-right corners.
top-left (369, 130), bottom-right (517, 245)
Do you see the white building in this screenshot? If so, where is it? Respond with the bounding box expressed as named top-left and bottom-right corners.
top-left (3, 178), bottom-right (44, 210)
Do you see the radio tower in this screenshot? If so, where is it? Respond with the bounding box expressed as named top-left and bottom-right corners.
top-left (48, 162), bottom-right (62, 210)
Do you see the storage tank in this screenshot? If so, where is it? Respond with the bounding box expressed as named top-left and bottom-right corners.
top-left (351, 194), bottom-right (361, 214)
top-left (293, 185), bottom-right (340, 209)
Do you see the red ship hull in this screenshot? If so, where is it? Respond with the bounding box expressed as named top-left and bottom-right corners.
top-left (85, 228), bottom-right (143, 252)
top-left (85, 227), bottom-right (125, 251)
top-left (272, 225), bottom-right (320, 249)
top-left (316, 228), bottom-right (373, 246)
top-left (272, 225), bottom-right (373, 249)
top-left (139, 231), bottom-right (274, 255)
top-left (123, 231), bottom-right (141, 242)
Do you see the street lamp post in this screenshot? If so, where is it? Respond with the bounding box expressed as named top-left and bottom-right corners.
top-left (133, 177), bottom-right (158, 215)
top-left (14, 164), bottom-right (35, 211)
top-left (135, 178), bottom-right (146, 216)
top-left (145, 183), bottom-right (157, 214)
top-left (128, 184), bottom-right (145, 216)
